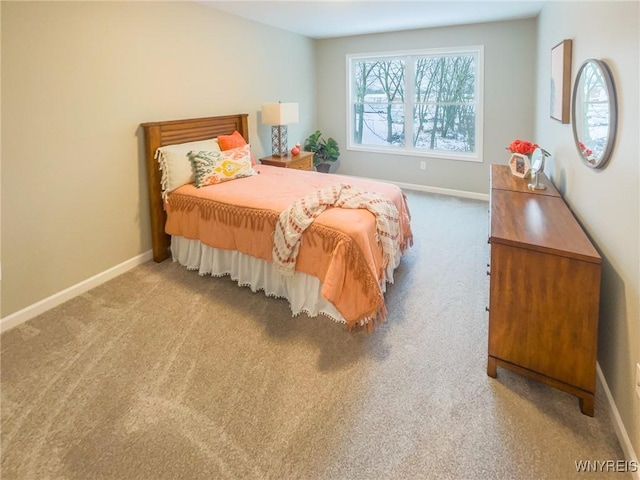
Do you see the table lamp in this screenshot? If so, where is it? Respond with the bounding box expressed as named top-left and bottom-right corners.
top-left (261, 102), bottom-right (299, 157)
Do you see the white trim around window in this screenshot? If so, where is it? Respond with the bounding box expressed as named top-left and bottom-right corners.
top-left (346, 45), bottom-right (484, 163)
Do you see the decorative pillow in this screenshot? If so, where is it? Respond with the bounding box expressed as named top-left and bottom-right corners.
top-left (218, 130), bottom-right (256, 166)
top-left (218, 130), bottom-right (246, 150)
top-left (188, 144), bottom-right (256, 187)
top-left (155, 138), bottom-right (220, 199)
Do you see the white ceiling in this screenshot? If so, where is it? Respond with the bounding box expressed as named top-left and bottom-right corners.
top-left (202, 1), bottom-right (546, 39)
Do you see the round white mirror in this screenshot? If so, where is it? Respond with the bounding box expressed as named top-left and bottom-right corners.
top-left (571, 59), bottom-right (617, 169)
top-left (530, 147), bottom-right (545, 174)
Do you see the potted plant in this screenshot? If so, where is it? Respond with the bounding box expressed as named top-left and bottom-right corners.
top-left (303, 130), bottom-right (340, 173)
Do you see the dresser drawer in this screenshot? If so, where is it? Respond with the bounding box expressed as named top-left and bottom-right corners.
top-left (259, 151), bottom-right (314, 171)
top-left (287, 155), bottom-right (312, 170)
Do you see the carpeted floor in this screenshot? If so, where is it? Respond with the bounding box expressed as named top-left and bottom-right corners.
top-left (1, 190), bottom-right (626, 479)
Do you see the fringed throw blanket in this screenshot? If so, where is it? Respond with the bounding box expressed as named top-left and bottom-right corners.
top-left (273, 183), bottom-right (401, 327)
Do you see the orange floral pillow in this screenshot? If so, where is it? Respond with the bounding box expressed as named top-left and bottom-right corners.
top-left (218, 130), bottom-right (256, 166)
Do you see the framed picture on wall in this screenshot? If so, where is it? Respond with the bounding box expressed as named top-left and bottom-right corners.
top-left (550, 39), bottom-right (572, 123)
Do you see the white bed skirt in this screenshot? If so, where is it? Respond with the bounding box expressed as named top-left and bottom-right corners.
top-left (171, 235), bottom-right (347, 324)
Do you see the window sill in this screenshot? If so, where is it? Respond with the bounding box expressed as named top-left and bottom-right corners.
top-left (346, 145), bottom-right (483, 163)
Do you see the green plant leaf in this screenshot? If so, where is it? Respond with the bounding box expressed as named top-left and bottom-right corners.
top-left (304, 130), bottom-right (340, 166)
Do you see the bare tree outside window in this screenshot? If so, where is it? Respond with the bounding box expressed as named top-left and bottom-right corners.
top-left (577, 63), bottom-right (608, 159)
top-left (349, 47), bottom-right (482, 161)
top-left (353, 59), bottom-right (405, 147)
top-left (414, 55), bottom-right (476, 153)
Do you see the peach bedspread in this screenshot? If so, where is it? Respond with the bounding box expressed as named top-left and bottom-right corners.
top-left (165, 165), bottom-right (413, 329)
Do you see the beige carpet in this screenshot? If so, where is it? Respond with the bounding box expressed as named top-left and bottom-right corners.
top-left (1, 190), bottom-right (626, 479)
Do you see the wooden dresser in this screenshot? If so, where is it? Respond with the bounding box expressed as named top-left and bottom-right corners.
top-left (487, 164), bottom-right (601, 416)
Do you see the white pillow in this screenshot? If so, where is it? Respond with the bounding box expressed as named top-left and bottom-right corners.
top-left (155, 138), bottom-right (220, 199)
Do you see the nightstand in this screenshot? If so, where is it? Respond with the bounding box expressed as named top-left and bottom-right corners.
top-left (259, 151), bottom-right (314, 171)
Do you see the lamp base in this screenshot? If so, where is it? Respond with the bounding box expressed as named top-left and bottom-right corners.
top-left (271, 125), bottom-right (289, 157)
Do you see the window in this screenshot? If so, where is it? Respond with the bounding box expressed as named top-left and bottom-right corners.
top-left (347, 46), bottom-right (484, 162)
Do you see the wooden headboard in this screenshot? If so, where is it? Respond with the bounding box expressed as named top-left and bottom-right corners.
top-left (141, 114), bottom-right (249, 262)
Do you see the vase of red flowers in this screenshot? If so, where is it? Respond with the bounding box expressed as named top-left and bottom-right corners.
top-left (506, 139), bottom-right (550, 178)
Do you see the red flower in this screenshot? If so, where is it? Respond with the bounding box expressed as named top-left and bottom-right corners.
top-left (507, 139), bottom-right (538, 156)
top-left (578, 141), bottom-right (593, 157)
top-left (507, 139), bottom-right (551, 157)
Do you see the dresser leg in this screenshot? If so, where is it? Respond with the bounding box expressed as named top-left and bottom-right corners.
top-left (487, 356), bottom-right (497, 378)
top-left (579, 394), bottom-right (595, 417)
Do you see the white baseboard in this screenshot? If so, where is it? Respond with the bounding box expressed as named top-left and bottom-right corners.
top-left (0, 250), bottom-right (153, 333)
top-left (391, 180), bottom-right (489, 201)
top-left (597, 362), bottom-right (640, 479)
top-left (341, 173), bottom-right (489, 202)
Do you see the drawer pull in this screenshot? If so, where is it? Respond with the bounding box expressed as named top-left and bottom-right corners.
top-left (485, 306), bottom-right (490, 312)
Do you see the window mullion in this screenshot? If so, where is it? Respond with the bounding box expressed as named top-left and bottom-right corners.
top-left (405, 55), bottom-right (414, 151)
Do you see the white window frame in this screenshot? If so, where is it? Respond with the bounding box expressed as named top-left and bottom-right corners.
top-left (346, 45), bottom-right (484, 163)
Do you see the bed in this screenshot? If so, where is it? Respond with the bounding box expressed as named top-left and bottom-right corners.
top-left (141, 113), bottom-right (412, 330)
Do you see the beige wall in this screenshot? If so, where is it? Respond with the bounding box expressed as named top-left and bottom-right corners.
top-left (535, 1), bottom-right (639, 459)
top-left (315, 18), bottom-right (537, 194)
top-left (3, 2), bottom-right (638, 458)
top-left (1, 1), bottom-right (316, 316)
top-left (0, 0), bottom-right (2, 315)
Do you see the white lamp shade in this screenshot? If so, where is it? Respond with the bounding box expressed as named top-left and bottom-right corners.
top-left (262, 102), bottom-right (299, 125)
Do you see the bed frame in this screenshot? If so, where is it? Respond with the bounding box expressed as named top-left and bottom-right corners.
top-left (141, 114), bottom-right (249, 262)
